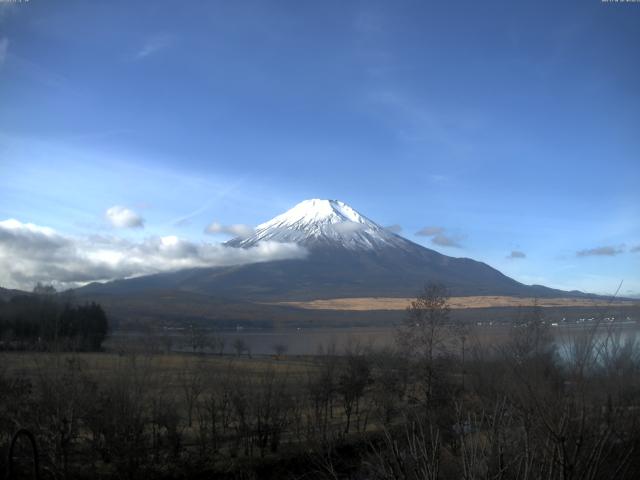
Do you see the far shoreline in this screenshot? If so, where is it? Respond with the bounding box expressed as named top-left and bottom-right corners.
top-left (269, 295), bottom-right (638, 311)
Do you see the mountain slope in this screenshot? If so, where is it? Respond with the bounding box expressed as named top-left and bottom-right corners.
top-left (79, 199), bottom-right (578, 301)
top-left (0, 286), bottom-right (30, 301)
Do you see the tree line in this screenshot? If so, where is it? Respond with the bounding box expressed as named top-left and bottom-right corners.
top-left (0, 284), bottom-right (109, 351)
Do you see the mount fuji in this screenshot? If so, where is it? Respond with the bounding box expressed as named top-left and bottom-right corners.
top-left (227, 199), bottom-right (412, 251)
top-left (80, 199), bottom-right (573, 304)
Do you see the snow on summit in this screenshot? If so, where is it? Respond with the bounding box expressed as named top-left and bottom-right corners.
top-left (263, 199), bottom-right (373, 228)
top-left (228, 199), bottom-right (409, 251)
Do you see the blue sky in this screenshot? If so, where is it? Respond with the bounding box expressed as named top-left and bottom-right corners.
top-left (0, 0), bottom-right (639, 295)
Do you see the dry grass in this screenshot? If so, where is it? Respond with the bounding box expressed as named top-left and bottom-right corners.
top-left (0, 350), bottom-right (316, 384)
top-left (271, 295), bottom-right (635, 311)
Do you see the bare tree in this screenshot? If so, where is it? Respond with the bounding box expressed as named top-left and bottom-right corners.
top-left (370, 348), bottom-right (409, 426)
top-left (508, 300), bottom-right (553, 361)
top-left (233, 338), bottom-right (251, 358)
top-left (211, 334), bottom-right (226, 356)
top-left (190, 326), bottom-right (212, 354)
top-left (179, 358), bottom-right (205, 427)
top-left (273, 343), bottom-right (288, 359)
top-left (306, 344), bottom-right (339, 442)
top-left (367, 419), bottom-right (441, 480)
top-left (160, 328), bottom-right (174, 354)
top-left (84, 354), bottom-right (151, 479)
top-left (397, 283), bottom-right (452, 409)
top-left (338, 344), bottom-right (371, 434)
top-left (33, 355), bottom-right (94, 479)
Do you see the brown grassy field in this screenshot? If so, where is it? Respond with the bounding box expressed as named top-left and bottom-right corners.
top-left (0, 350), bottom-right (314, 382)
top-left (272, 295), bottom-right (636, 311)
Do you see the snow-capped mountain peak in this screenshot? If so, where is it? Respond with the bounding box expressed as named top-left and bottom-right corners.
top-left (228, 199), bottom-right (408, 251)
top-left (262, 199), bottom-right (373, 228)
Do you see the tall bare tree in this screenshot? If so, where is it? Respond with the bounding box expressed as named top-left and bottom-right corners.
top-left (397, 283), bottom-right (452, 409)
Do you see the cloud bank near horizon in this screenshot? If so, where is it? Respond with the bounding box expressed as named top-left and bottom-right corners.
top-left (0, 218), bottom-right (307, 290)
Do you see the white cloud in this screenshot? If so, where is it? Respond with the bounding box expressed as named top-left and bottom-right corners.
top-left (416, 226), bottom-right (444, 237)
top-left (507, 250), bottom-right (526, 259)
top-left (205, 222), bottom-right (254, 237)
top-left (385, 224), bottom-right (402, 234)
top-left (0, 37), bottom-right (8, 67)
top-left (416, 225), bottom-right (464, 248)
top-left (106, 205), bottom-right (144, 228)
top-left (135, 34), bottom-right (173, 59)
top-left (576, 245), bottom-right (625, 257)
top-left (0, 219), bottom-right (308, 290)
top-left (431, 233), bottom-right (463, 248)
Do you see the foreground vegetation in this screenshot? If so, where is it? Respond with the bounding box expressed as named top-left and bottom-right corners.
top-left (2, 286), bottom-right (640, 479)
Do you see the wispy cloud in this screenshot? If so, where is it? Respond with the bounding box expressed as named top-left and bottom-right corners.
top-left (416, 225), bottom-right (464, 248)
top-left (0, 218), bottom-right (307, 290)
top-left (205, 222), bottom-right (254, 238)
top-left (385, 224), bottom-right (402, 233)
top-left (576, 245), bottom-right (625, 257)
top-left (431, 234), bottom-right (463, 248)
top-left (169, 178), bottom-right (246, 228)
top-left (507, 250), bottom-right (526, 259)
top-left (106, 206), bottom-right (144, 229)
top-left (364, 90), bottom-right (480, 156)
top-left (416, 226), bottom-right (444, 237)
top-left (134, 34), bottom-right (173, 59)
top-left (428, 174), bottom-right (449, 184)
top-left (632, 245), bottom-right (640, 253)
